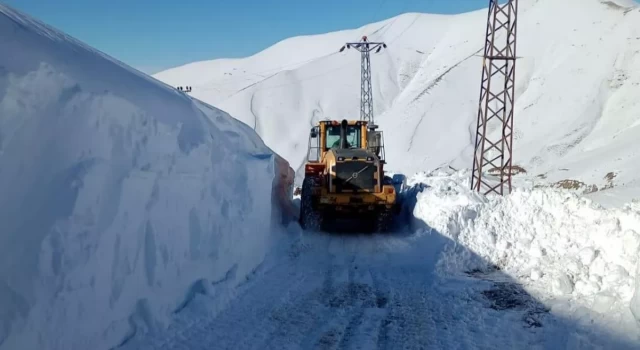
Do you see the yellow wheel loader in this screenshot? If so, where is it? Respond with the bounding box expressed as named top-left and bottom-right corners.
top-left (298, 119), bottom-right (398, 232)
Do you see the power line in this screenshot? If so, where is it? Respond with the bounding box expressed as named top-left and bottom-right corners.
top-left (213, 60), bottom-right (358, 104)
top-left (193, 51), bottom-right (340, 91)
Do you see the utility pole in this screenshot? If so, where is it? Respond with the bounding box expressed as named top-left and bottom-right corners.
top-left (471, 0), bottom-right (519, 196)
top-left (339, 36), bottom-right (387, 126)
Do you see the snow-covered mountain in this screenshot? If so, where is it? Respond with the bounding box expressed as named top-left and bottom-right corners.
top-left (155, 0), bottom-right (640, 205)
top-left (0, 4), bottom-right (291, 350)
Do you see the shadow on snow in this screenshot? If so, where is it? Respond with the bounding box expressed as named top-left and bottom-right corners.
top-left (398, 177), bottom-right (638, 349)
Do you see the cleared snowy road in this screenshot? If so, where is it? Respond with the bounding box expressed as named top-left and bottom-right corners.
top-left (118, 226), bottom-right (638, 350)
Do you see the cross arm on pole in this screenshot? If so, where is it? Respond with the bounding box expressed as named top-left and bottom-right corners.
top-left (339, 36), bottom-right (387, 53)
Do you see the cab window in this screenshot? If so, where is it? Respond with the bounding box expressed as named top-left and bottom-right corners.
top-left (325, 125), bottom-right (361, 149)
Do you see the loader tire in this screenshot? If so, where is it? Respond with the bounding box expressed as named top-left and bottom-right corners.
top-left (299, 177), bottom-right (323, 231)
top-left (374, 209), bottom-right (393, 233)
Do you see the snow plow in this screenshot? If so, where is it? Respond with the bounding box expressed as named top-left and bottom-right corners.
top-left (298, 119), bottom-right (399, 232)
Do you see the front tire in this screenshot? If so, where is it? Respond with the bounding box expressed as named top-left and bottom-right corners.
top-left (374, 208), bottom-right (393, 233)
top-left (299, 177), bottom-right (323, 231)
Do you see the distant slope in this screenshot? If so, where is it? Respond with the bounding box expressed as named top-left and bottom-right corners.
top-left (155, 0), bottom-right (640, 200)
top-left (0, 4), bottom-right (287, 350)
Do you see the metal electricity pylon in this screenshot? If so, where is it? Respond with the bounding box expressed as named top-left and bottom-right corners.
top-left (339, 36), bottom-right (387, 126)
top-left (471, 0), bottom-right (519, 196)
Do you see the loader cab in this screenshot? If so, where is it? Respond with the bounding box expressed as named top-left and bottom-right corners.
top-left (326, 123), bottom-right (361, 149)
top-left (306, 119), bottom-right (386, 163)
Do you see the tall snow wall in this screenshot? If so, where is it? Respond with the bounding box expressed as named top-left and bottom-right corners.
top-left (0, 5), bottom-right (293, 350)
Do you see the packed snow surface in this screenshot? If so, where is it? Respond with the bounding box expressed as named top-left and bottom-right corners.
top-left (0, 5), bottom-right (286, 350)
top-left (119, 170), bottom-right (640, 349)
top-left (155, 0), bottom-right (640, 205)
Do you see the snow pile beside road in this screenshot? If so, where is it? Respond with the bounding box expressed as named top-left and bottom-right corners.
top-left (0, 5), bottom-right (290, 350)
top-left (410, 171), bottom-right (640, 329)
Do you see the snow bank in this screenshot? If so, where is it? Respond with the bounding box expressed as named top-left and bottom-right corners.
top-left (409, 171), bottom-right (640, 331)
top-left (0, 5), bottom-right (291, 350)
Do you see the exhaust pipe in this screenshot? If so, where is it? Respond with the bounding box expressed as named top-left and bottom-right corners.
top-left (340, 119), bottom-right (348, 149)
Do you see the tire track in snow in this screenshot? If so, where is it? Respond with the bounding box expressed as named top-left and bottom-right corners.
top-left (306, 252), bottom-right (392, 350)
top-left (373, 270), bottom-right (393, 350)
top-left (285, 241), bottom-right (389, 350)
top-left (257, 240), bottom-right (345, 349)
top-left (298, 247), bottom-right (345, 349)
top-left (334, 255), bottom-right (364, 350)
top-left (291, 237), bottom-right (394, 350)
top-left (309, 252), bottom-right (358, 350)
top-left (321, 250), bottom-right (337, 306)
top-left (337, 264), bottom-right (387, 350)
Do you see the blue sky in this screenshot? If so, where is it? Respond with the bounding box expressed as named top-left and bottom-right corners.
top-left (6, 0), bottom-right (490, 74)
